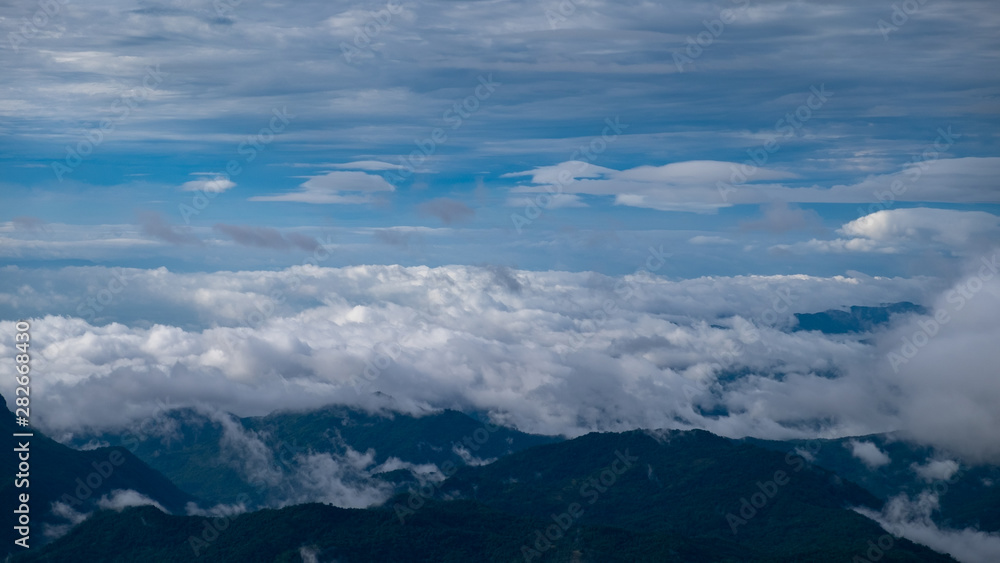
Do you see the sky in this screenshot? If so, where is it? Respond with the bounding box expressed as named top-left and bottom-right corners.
top-left (0, 0), bottom-right (997, 276)
top-left (2, 2), bottom-right (1000, 558)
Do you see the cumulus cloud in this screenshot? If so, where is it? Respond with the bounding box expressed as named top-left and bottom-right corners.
top-left (251, 171), bottom-right (394, 204)
top-left (483, 264), bottom-right (524, 294)
top-left (0, 264), bottom-right (961, 452)
top-left (848, 440), bottom-right (891, 469)
top-left (773, 208), bottom-right (1000, 257)
top-left (839, 208), bottom-right (1000, 251)
top-left (213, 224), bottom-right (319, 251)
top-left (872, 259), bottom-right (1000, 464)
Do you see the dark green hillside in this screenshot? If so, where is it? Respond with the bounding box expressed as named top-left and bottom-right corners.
top-left (75, 404), bottom-right (560, 506)
top-left (745, 433), bottom-right (1000, 532)
top-left (440, 429), bottom-right (953, 562)
top-left (0, 394), bottom-right (196, 558)
top-left (13, 501), bottom-right (734, 563)
top-left (13, 425), bottom-right (958, 562)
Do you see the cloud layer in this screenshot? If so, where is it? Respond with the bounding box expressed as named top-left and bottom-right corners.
top-left (2, 256), bottom-right (997, 464)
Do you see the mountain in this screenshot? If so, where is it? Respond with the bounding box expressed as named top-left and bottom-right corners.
top-left (438, 429), bottom-right (955, 562)
top-left (793, 302), bottom-right (926, 334)
top-left (14, 427), bottom-right (956, 562)
top-left (0, 393), bottom-right (196, 558)
top-left (69, 402), bottom-right (560, 508)
top-left (744, 434), bottom-right (1000, 533)
top-left (9, 501), bottom-right (743, 563)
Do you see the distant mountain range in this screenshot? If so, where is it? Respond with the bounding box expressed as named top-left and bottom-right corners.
top-left (5, 390), bottom-right (992, 561)
top-left (66, 402), bottom-right (560, 508)
top-left (793, 301), bottom-right (927, 334)
top-left (745, 434), bottom-right (1000, 533)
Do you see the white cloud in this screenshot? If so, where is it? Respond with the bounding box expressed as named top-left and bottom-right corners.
top-left (506, 160), bottom-right (794, 213)
top-left (840, 208), bottom-right (1000, 249)
top-left (857, 492), bottom-right (1000, 563)
top-left (180, 175), bottom-right (236, 193)
top-left (848, 440), bottom-right (891, 469)
top-left (251, 171), bottom-right (394, 204)
top-left (207, 408), bottom-right (394, 508)
top-left (96, 490), bottom-right (167, 513)
top-left (299, 545), bottom-right (321, 563)
top-left (504, 158), bottom-right (1000, 212)
top-left (773, 208), bottom-right (1000, 256)
top-left (1, 264), bottom-right (959, 454)
top-left (873, 262), bottom-right (1000, 465)
top-left (911, 459), bottom-right (960, 483)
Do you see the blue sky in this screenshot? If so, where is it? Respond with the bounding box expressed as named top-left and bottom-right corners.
top-left (2, 0), bottom-right (998, 277)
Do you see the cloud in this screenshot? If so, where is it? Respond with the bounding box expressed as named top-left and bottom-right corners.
top-left (327, 161), bottom-right (407, 171)
top-left (11, 216), bottom-right (48, 232)
top-left (503, 161), bottom-right (618, 184)
top-left (299, 546), bottom-right (321, 563)
top-left (507, 160), bottom-right (795, 213)
top-left (688, 236), bottom-right (734, 245)
top-left (137, 211), bottom-right (201, 245)
top-left (45, 502), bottom-right (91, 540)
top-left (740, 202), bottom-right (825, 233)
top-left (284, 450), bottom-right (394, 508)
top-left (96, 490), bottom-right (167, 513)
top-left (417, 198), bottom-right (475, 225)
top-left (184, 500), bottom-right (248, 517)
top-left (250, 171), bottom-right (394, 204)
top-left (213, 224), bottom-right (319, 251)
top-left (483, 264), bottom-right (523, 294)
top-left (839, 209), bottom-right (1000, 250)
top-left (180, 176), bottom-right (236, 193)
top-left (848, 440), bottom-right (891, 469)
top-left (872, 260), bottom-right (1000, 465)
top-left (856, 492), bottom-right (1000, 563)
top-left (2, 0), bottom-right (997, 221)
top-left (504, 158), bottom-right (1000, 212)
top-left (0, 264), bottom-right (953, 451)
top-left (911, 459), bottom-right (960, 483)
top-left (211, 409), bottom-right (393, 508)
top-left (773, 208), bottom-right (1000, 256)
